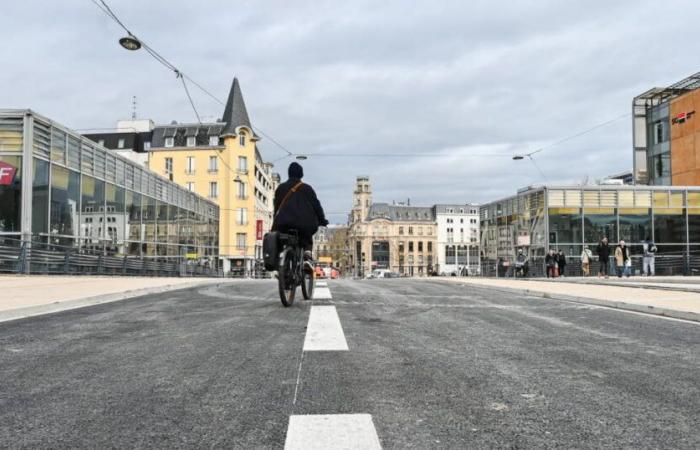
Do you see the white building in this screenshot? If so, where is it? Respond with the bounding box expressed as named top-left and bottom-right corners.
top-left (435, 204), bottom-right (480, 275)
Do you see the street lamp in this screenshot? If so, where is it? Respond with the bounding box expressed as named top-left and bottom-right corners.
top-left (119, 35), bottom-right (142, 51)
top-left (233, 175), bottom-right (242, 184)
top-left (295, 154), bottom-right (308, 161)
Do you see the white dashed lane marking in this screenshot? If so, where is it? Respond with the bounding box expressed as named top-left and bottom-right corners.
top-left (302, 305), bottom-right (348, 351)
top-left (284, 414), bottom-right (382, 450)
top-left (312, 286), bottom-right (332, 299)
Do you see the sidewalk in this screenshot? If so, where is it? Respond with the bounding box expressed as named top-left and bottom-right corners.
top-left (0, 275), bottom-right (236, 323)
top-left (432, 277), bottom-right (700, 322)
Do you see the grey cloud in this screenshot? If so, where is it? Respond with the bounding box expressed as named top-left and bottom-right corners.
top-left (3, 0), bottom-right (698, 221)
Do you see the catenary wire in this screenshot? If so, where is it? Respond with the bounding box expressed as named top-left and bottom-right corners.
top-left (92, 0), bottom-right (295, 158)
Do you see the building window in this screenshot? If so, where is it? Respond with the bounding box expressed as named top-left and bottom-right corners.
top-left (427, 242), bottom-right (432, 252)
top-left (408, 226), bottom-right (413, 235)
top-left (238, 156), bottom-right (248, 173)
top-left (164, 157), bottom-right (173, 181)
top-left (165, 137), bottom-right (174, 148)
top-left (238, 181), bottom-right (247, 199)
top-left (208, 155), bottom-right (218, 172)
top-left (408, 241), bottom-right (414, 252)
top-left (186, 156), bottom-right (195, 174)
top-left (186, 182), bottom-right (195, 192)
top-left (236, 233), bottom-right (246, 250)
top-left (144, 141), bottom-right (151, 149)
top-left (239, 133), bottom-right (246, 147)
top-left (209, 181), bottom-right (218, 198)
top-left (209, 135), bottom-right (219, 146)
top-left (187, 136), bottom-right (196, 147)
top-left (97, 139), bottom-right (105, 146)
top-left (237, 208), bottom-right (248, 225)
top-left (418, 242), bottom-right (423, 252)
top-left (117, 138), bottom-right (125, 149)
top-left (398, 226), bottom-right (404, 235)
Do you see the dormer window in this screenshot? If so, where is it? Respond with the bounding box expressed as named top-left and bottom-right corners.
top-left (186, 136), bottom-right (196, 147)
top-left (239, 133), bottom-right (246, 147)
top-left (209, 136), bottom-right (220, 146)
top-left (165, 137), bottom-right (174, 148)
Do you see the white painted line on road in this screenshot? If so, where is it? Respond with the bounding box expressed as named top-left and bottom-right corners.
top-left (303, 305), bottom-right (348, 351)
top-left (285, 414), bottom-right (382, 450)
top-left (316, 280), bottom-right (328, 287)
top-left (312, 287), bottom-right (332, 300)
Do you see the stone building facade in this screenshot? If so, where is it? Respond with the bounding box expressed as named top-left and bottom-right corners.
top-left (348, 176), bottom-right (436, 276)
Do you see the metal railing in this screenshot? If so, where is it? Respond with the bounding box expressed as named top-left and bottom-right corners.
top-left (482, 252), bottom-right (700, 278)
top-left (0, 236), bottom-right (222, 277)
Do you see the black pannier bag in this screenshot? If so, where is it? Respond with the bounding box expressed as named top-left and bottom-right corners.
top-left (263, 231), bottom-right (280, 271)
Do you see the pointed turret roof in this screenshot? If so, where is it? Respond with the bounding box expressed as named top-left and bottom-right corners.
top-left (221, 77), bottom-right (254, 136)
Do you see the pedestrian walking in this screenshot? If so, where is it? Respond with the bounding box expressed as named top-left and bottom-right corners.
top-left (557, 249), bottom-right (567, 277)
top-left (596, 237), bottom-right (611, 279)
top-left (615, 240), bottom-right (631, 278)
top-left (545, 248), bottom-right (558, 278)
top-left (642, 236), bottom-right (657, 276)
top-left (581, 245), bottom-right (593, 277)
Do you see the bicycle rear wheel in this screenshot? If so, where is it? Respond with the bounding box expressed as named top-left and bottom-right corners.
top-left (278, 247), bottom-right (296, 307)
top-left (301, 261), bottom-right (314, 300)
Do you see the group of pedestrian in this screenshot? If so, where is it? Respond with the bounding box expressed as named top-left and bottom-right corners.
top-left (545, 249), bottom-right (567, 278)
top-left (594, 236), bottom-right (656, 278)
top-left (514, 236), bottom-right (658, 278)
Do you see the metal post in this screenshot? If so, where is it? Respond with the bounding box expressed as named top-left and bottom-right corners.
top-left (20, 113), bottom-right (35, 274)
top-left (466, 244), bottom-right (470, 276)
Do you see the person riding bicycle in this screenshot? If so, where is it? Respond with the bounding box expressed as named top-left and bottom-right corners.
top-left (272, 162), bottom-right (328, 260)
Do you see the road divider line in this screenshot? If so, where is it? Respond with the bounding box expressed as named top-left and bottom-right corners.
top-left (303, 305), bottom-right (348, 351)
top-left (312, 286), bottom-right (332, 300)
top-left (285, 414), bottom-right (382, 450)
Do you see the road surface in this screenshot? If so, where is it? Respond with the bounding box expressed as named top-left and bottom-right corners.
top-left (1, 279), bottom-right (699, 448)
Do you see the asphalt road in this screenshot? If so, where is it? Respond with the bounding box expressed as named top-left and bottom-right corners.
top-left (1, 278), bottom-right (699, 448)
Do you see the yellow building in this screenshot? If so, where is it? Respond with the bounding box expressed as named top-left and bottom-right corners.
top-left (148, 78), bottom-right (278, 273)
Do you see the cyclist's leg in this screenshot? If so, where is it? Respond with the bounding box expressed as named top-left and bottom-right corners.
top-left (301, 234), bottom-right (313, 260)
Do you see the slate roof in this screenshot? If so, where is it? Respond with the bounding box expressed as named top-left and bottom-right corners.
top-left (83, 131), bottom-right (152, 153)
top-left (367, 203), bottom-right (435, 222)
top-left (433, 204), bottom-right (479, 214)
top-left (221, 77), bottom-right (256, 137)
top-left (150, 123), bottom-right (224, 148)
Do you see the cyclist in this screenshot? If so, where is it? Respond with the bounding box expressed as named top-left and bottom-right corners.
top-left (272, 162), bottom-right (328, 260)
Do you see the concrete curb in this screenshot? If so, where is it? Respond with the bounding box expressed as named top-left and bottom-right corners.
top-left (0, 279), bottom-right (237, 324)
top-left (521, 278), bottom-right (700, 294)
top-left (431, 279), bottom-right (700, 323)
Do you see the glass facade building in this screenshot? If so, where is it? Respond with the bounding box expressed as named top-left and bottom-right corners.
top-left (481, 185), bottom-right (700, 276)
top-left (0, 110), bottom-right (219, 271)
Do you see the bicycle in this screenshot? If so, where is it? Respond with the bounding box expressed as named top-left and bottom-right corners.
top-left (277, 230), bottom-right (314, 307)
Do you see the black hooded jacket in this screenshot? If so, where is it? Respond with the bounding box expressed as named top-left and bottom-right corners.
top-left (272, 177), bottom-right (328, 237)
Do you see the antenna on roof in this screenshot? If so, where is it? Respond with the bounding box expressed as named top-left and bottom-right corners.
top-left (131, 96), bottom-right (137, 119)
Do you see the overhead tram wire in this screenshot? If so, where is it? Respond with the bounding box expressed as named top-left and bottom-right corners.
top-left (92, 0), bottom-right (295, 159)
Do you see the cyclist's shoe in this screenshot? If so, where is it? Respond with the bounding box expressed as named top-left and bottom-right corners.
top-left (303, 251), bottom-right (313, 261)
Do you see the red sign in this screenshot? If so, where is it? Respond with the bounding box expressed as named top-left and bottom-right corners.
top-left (256, 219), bottom-right (263, 240)
top-left (672, 110), bottom-right (695, 124)
top-left (0, 162), bottom-right (17, 186)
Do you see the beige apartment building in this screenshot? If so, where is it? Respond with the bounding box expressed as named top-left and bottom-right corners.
top-left (147, 78), bottom-right (278, 273)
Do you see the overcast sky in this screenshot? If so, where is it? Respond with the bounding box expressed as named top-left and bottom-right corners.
top-left (3, 1), bottom-right (699, 221)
